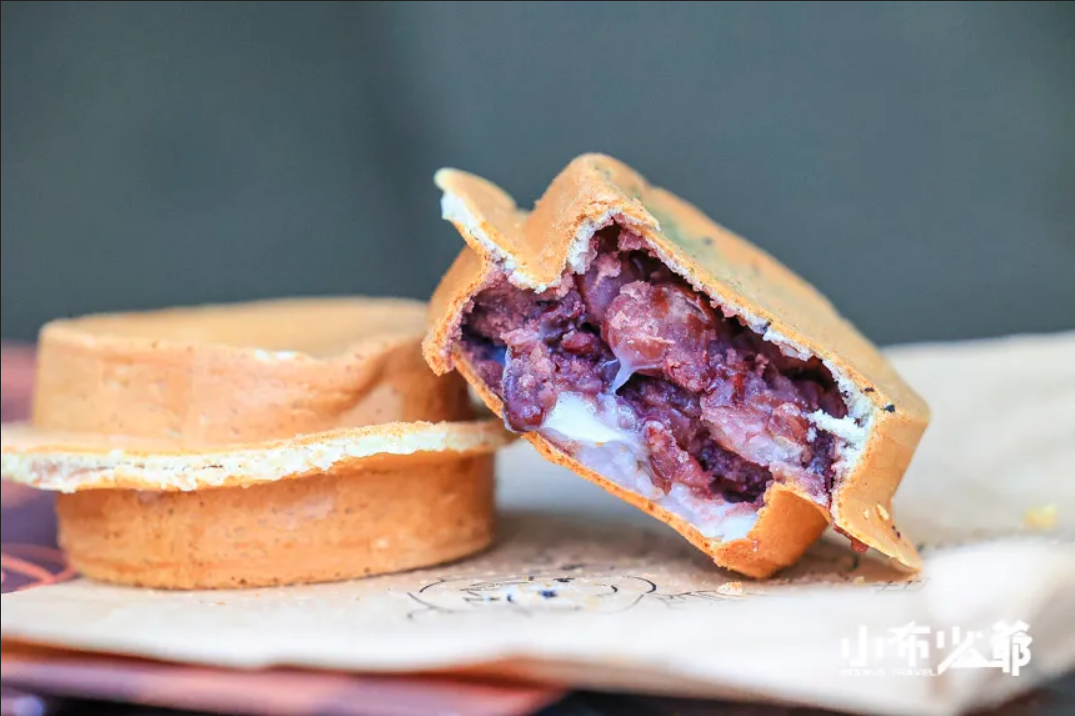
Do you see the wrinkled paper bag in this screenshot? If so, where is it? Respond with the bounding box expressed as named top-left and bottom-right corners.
top-left (3, 332), bottom-right (1074, 716)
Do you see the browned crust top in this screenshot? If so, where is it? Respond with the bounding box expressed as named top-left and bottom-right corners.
top-left (30, 297), bottom-right (474, 446)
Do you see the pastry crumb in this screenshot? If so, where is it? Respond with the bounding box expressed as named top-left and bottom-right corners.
top-left (875, 503), bottom-right (890, 521)
top-left (1024, 504), bottom-right (1057, 531)
top-left (718, 581), bottom-right (744, 596)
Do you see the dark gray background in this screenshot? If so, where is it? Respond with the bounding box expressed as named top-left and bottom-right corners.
top-left (3, 1), bottom-right (1073, 345)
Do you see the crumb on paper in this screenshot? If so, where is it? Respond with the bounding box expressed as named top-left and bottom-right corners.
top-left (717, 581), bottom-right (744, 596)
top-left (1024, 504), bottom-right (1057, 531)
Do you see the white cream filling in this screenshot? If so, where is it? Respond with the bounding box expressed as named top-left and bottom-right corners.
top-left (610, 357), bottom-right (638, 392)
top-left (539, 392), bottom-right (759, 542)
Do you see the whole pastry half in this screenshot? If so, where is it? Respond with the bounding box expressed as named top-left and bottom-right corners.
top-left (1, 298), bottom-right (512, 589)
top-left (423, 154), bottom-right (930, 578)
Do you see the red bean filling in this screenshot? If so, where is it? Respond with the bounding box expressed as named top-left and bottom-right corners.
top-left (461, 226), bottom-right (848, 506)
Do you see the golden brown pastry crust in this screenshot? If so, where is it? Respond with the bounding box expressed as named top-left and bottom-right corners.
top-left (56, 453), bottom-right (496, 590)
top-left (1, 297), bottom-right (511, 588)
top-left (33, 297), bottom-right (471, 445)
top-left (423, 154), bottom-right (929, 578)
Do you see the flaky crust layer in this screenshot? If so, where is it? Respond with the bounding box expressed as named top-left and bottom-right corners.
top-left (0, 419), bottom-right (512, 492)
top-left (423, 154), bottom-right (930, 577)
top-left (56, 453), bottom-right (496, 589)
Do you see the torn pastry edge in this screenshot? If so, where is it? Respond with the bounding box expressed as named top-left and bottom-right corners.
top-left (441, 191), bottom-right (873, 496)
top-left (429, 164), bottom-right (924, 574)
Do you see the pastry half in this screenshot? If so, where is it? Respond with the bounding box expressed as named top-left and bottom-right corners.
top-left (1, 298), bottom-right (512, 589)
top-left (423, 154), bottom-right (930, 578)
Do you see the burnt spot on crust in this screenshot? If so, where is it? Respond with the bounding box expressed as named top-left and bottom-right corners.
top-left (701, 236), bottom-right (715, 247)
top-left (864, 387), bottom-right (875, 394)
top-left (883, 403), bottom-right (896, 413)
